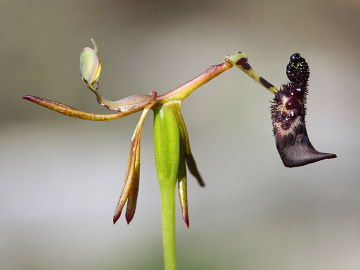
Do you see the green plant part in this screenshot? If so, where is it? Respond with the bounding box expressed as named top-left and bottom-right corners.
top-left (153, 104), bottom-right (180, 270)
top-left (23, 39), bottom-right (336, 270)
top-left (152, 101), bottom-right (203, 269)
top-left (80, 38), bottom-right (101, 91)
top-left (167, 101), bottom-right (204, 189)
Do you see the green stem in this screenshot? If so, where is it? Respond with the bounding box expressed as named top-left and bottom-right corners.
top-left (153, 105), bottom-right (180, 270)
top-left (159, 182), bottom-right (177, 270)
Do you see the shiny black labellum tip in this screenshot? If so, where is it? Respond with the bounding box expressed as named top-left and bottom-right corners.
top-left (271, 53), bottom-right (336, 167)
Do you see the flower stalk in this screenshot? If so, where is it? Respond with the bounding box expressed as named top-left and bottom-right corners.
top-left (153, 105), bottom-right (180, 270)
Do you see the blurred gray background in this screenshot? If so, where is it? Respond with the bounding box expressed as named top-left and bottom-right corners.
top-left (1, 0), bottom-right (360, 269)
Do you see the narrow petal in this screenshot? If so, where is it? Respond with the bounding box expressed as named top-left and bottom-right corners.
top-left (167, 101), bottom-right (205, 187)
top-left (125, 144), bottom-right (141, 224)
top-left (184, 153), bottom-right (205, 187)
top-left (23, 95), bottom-right (132, 121)
top-left (113, 138), bottom-right (138, 224)
top-left (113, 97), bottom-right (156, 224)
top-left (177, 140), bottom-right (189, 227)
top-left (113, 109), bottom-right (149, 224)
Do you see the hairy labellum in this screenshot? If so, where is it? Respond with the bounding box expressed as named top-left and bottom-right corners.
top-left (272, 53), bottom-right (336, 167)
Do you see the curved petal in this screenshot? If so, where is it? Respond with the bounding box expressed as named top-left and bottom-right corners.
top-left (167, 101), bottom-right (205, 187)
top-left (23, 95), bottom-right (134, 121)
top-left (177, 138), bottom-right (189, 227)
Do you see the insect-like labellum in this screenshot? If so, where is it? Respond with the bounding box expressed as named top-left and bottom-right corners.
top-left (271, 53), bottom-right (336, 167)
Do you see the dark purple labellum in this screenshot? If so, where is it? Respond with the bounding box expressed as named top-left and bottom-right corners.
top-left (271, 53), bottom-right (336, 167)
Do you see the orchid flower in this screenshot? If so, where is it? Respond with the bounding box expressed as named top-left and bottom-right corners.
top-left (23, 40), bottom-right (336, 270)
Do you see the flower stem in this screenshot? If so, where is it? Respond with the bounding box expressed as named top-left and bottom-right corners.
top-left (153, 105), bottom-right (180, 270)
top-left (159, 181), bottom-right (177, 270)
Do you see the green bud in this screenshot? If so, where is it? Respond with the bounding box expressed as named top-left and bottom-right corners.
top-left (80, 38), bottom-right (101, 91)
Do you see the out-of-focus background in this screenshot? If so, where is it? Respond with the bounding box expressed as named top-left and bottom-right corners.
top-left (1, 0), bottom-right (360, 269)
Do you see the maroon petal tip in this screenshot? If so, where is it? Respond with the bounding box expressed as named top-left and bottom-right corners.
top-left (23, 95), bottom-right (34, 101)
top-left (113, 212), bottom-right (121, 224)
top-left (182, 215), bottom-right (190, 228)
top-left (22, 95), bottom-right (45, 104)
top-left (125, 212), bottom-right (135, 225)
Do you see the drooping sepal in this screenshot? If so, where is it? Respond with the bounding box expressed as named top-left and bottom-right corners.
top-left (125, 144), bottom-right (141, 224)
top-left (112, 92), bottom-right (157, 224)
top-left (166, 101), bottom-right (205, 187)
top-left (177, 138), bottom-right (189, 227)
top-left (113, 103), bottom-right (155, 224)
